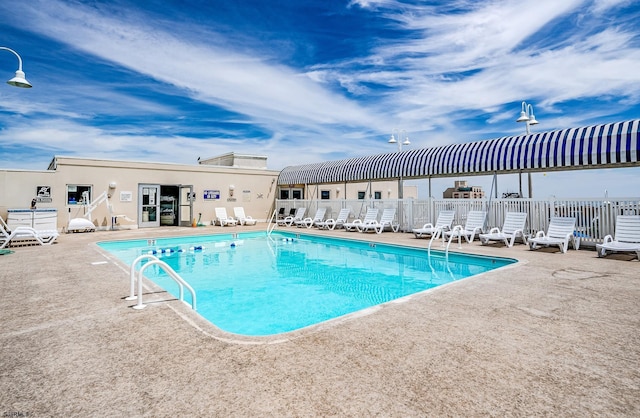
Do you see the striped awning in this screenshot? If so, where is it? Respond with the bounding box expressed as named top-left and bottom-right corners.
top-left (278, 119), bottom-right (640, 185)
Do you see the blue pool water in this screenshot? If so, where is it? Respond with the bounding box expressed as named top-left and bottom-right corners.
top-left (98, 232), bottom-right (515, 336)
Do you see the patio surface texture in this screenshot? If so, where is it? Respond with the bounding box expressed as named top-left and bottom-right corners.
top-left (1, 224), bottom-right (638, 417)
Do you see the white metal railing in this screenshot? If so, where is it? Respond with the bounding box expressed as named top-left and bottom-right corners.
top-left (267, 208), bottom-right (278, 237)
top-left (276, 197), bottom-right (640, 246)
top-left (126, 254), bottom-right (196, 311)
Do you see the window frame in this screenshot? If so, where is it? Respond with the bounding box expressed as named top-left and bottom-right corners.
top-left (66, 184), bottom-right (92, 206)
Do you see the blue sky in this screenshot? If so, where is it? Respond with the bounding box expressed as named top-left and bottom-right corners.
top-left (0, 0), bottom-right (638, 198)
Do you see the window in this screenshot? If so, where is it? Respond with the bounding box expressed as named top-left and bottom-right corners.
top-left (358, 191), bottom-right (366, 200)
top-left (67, 185), bottom-right (92, 205)
top-left (321, 190), bottom-right (331, 200)
top-left (279, 188), bottom-right (304, 199)
top-left (374, 191), bottom-right (382, 200)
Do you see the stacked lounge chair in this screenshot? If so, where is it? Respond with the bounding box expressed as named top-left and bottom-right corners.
top-left (358, 208), bottom-right (399, 234)
top-left (343, 208), bottom-right (379, 232)
top-left (316, 208), bottom-right (350, 230)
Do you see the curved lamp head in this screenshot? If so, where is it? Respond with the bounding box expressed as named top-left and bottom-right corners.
top-left (1, 47), bottom-right (32, 88)
top-left (516, 101), bottom-right (529, 123)
top-left (7, 69), bottom-right (32, 88)
top-left (402, 137), bottom-right (411, 146)
top-left (516, 110), bottom-right (529, 123)
top-left (388, 134), bottom-right (397, 144)
top-left (527, 104), bottom-right (539, 125)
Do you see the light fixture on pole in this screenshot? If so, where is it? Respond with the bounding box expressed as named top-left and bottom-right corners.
top-left (389, 129), bottom-right (410, 151)
top-left (516, 101), bottom-right (538, 134)
top-left (0, 47), bottom-right (32, 88)
top-left (388, 128), bottom-right (410, 200)
top-left (516, 101), bottom-right (539, 198)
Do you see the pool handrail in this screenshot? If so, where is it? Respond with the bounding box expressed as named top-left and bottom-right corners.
top-left (128, 257), bottom-right (197, 311)
top-left (126, 254), bottom-right (160, 301)
top-left (267, 208), bottom-right (278, 237)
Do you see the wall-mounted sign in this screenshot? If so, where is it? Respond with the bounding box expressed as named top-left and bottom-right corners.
top-left (204, 190), bottom-right (220, 200)
top-left (120, 191), bottom-right (133, 202)
top-left (242, 190), bottom-right (251, 202)
top-left (36, 186), bottom-right (52, 203)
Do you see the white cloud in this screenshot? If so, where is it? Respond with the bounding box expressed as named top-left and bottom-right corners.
top-left (589, 0), bottom-right (633, 14)
top-left (10, 0), bottom-right (382, 132)
top-left (0, 0), bottom-right (638, 200)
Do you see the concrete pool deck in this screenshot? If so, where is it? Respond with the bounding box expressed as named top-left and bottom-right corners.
top-left (1, 225), bottom-right (638, 417)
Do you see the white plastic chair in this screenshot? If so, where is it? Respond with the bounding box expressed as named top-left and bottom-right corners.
top-left (479, 212), bottom-right (528, 248)
top-left (214, 208), bottom-right (237, 227)
top-left (443, 211), bottom-right (487, 249)
top-left (277, 207), bottom-right (306, 227)
top-left (412, 210), bottom-right (455, 239)
top-left (528, 217), bottom-right (578, 253)
top-left (596, 215), bottom-right (640, 259)
top-left (296, 207), bottom-right (326, 228)
top-left (233, 207), bottom-right (257, 226)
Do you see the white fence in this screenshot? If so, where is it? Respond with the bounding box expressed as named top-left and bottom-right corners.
top-left (274, 197), bottom-right (640, 247)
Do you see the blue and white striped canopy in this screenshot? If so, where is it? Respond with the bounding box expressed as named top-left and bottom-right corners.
top-left (278, 120), bottom-right (640, 185)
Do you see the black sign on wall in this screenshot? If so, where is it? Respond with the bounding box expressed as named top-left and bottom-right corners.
top-left (36, 186), bottom-right (52, 203)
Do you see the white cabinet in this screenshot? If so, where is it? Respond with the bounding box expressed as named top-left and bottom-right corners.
top-left (8, 209), bottom-right (58, 231)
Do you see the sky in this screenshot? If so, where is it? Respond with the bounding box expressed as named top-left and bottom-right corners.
top-left (0, 0), bottom-right (639, 198)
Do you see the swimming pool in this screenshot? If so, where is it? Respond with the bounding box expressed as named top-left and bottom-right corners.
top-left (98, 232), bottom-right (516, 336)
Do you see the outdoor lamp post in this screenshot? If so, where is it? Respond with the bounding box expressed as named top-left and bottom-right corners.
top-left (0, 47), bottom-right (32, 88)
top-left (516, 101), bottom-right (538, 198)
top-left (389, 129), bottom-right (410, 151)
top-left (389, 129), bottom-right (410, 199)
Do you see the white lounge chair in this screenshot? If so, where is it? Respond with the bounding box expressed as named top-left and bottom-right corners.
top-left (316, 208), bottom-right (351, 230)
top-left (479, 212), bottom-right (528, 248)
top-left (214, 208), bottom-right (237, 227)
top-left (528, 217), bottom-right (578, 253)
top-left (412, 210), bottom-right (455, 239)
top-left (358, 208), bottom-right (399, 234)
top-left (295, 207), bottom-right (326, 228)
top-left (343, 208), bottom-right (379, 232)
top-left (277, 207), bottom-right (306, 227)
top-left (233, 207), bottom-right (257, 226)
top-left (443, 210), bottom-right (487, 248)
top-left (596, 215), bottom-right (640, 259)
top-left (0, 222), bottom-right (59, 249)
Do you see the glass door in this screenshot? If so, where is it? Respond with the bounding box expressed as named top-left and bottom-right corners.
top-left (179, 185), bottom-right (194, 226)
top-left (139, 185), bottom-right (160, 228)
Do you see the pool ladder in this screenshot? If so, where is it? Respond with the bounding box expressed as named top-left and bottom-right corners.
top-left (126, 254), bottom-right (197, 311)
top-left (267, 208), bottom-right (279, 238)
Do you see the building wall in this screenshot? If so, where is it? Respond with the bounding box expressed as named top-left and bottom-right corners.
top-left (0, 169), bottom-right (56, 215)
top-left (1, 156), bottom-right (280, 231)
